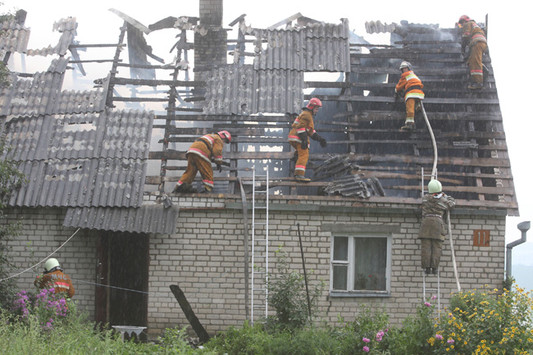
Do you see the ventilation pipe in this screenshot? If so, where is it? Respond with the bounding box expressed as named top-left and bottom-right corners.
top-left (505, 221), bottom-right (530, 279)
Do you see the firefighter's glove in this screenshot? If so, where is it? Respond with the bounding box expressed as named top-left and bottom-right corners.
top-left (311, 132), bottom-right (327, 148)
top-left (298, 132), bottom-right (308, 150)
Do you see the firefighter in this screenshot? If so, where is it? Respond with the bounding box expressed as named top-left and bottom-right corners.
top-left (287, 98), bottom-right (327, 182)
top-left (173, 130), bottom-right (231, 193)
top-left (34, 258), bottom-right (75, 298)
top-left (395, 61), bottom-right (424, 131)
top-left (419, 179), bottom-right (455, 275)
top-left (457, 15), bottom-right (487, 90)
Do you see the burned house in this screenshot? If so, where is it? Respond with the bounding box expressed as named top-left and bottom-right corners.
top-left (0, 1), bottom-right (517, 340)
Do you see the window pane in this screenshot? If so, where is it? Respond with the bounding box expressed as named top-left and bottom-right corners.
top-left (333, 237), bottom-right (348, 261)
top-left (332, 265), bottom-right (347, 290)
top-left (353, 238), bottom-right (387, 291)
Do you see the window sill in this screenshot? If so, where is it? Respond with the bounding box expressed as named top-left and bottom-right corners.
top-left (329, 291), bottom-right (391, 298)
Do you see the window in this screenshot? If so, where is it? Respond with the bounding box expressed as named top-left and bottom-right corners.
top-left (331, 234), bottom-right (391, 296)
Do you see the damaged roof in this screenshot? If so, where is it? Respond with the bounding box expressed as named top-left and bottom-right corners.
top-left (0, 8), bottom-right (518, 237)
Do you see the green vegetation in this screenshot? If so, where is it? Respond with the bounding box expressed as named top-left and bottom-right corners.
top-left (1, 261), bottom-right (532, 354)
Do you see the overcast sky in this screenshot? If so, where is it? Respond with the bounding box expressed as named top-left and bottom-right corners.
top-left (2, 1), bottom-right (532, 269)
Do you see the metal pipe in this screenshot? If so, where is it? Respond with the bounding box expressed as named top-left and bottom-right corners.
top-left (506, 221), bottom-right (530, 279)
top-left (297, 223), bottom-right (312, 320)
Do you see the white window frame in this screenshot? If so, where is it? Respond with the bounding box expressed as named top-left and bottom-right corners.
top-left (330, 233), bottom-right (392, 297)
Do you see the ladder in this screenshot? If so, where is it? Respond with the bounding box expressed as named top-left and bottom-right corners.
top-left (250, 165), bottom-right (269, 324)
top-left (422, 269), bottom-right (441, 313)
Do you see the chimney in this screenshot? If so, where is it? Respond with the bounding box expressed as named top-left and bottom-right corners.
top-left (194, 0), bottom-right (227, 84)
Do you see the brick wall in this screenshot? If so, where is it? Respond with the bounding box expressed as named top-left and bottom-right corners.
top-left (3, 208), bottom-right (97, 319)
top-left (2, 200), bottom-right (506, 340)
top-left (146, 196), bottom-right (506, 338)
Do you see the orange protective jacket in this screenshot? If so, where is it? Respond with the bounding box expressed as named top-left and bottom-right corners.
top-left (186, 133), bottom-right (224, 164)
top-left (461, 20), bottom-right (486, 48)
top-left (34, 269), bottom-right (75, 298)
top-left (395, 70), bottom-right (424, 101)
top-left (287, 108), bottom-right (317, 145)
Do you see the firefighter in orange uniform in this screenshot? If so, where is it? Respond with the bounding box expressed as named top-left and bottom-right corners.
top-left (173, 130), bottom-right (231, 193)
top-left (457, 15), bottom-right (487, 90)
top-left (395, 61), bottom-right (424, 131)
top-left (287, 98), bottom-right (327, 182)
top-left (34, 258), bottom-right (75, 298)
top-left (419, 180), bottom-right (455, 275)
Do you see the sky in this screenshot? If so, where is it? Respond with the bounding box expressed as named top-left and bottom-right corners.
top-left (2, 1), bottom-right (532, 274)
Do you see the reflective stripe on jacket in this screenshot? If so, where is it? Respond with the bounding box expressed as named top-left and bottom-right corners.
top-left (34, 270), bottom-right (75, 298)
top-left (462, 20), bottom-right (486, 45)
top-left (186, 133), bottom-right (224, 163)
top-left (395, 70), bottom-right (425, 101)
top-left (288, 108), bottom-right (316, 144)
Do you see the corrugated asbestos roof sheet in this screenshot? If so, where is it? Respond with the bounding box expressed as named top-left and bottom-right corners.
top-left (0, 58), bottom-right (105, 117)
top-left (203, 65), bottom-right (303, 114)
top-left (63, 205), bottom-right (179, 235)
top-left (251, 19), bottom-right (351, 72)
top-left (4, 110), bottom-right (152, 161)
top-left (26, 17), bottom-right (77, 56)
top-left (10, 158), bottom-right (148, 207)
top-left (4, 109), bottom-right (153, 207)
top-left (0, 17), bottom-right (30, 55)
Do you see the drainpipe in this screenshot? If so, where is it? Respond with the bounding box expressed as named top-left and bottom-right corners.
top-left (505, 221), bottom-right (530, 279)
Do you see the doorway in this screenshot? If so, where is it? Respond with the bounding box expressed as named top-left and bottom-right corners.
top-left (95, 232), bottom-right (149, 328)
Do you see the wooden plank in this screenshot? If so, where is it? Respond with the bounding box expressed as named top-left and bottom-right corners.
top-left (149, 151), bottom-right (511, 169)
top-left (169, 285), bottom-right (210, 344)
top-left (307, 94), bottom-right (500, 105)
top-left (113, 77), bottom-right (205, 87)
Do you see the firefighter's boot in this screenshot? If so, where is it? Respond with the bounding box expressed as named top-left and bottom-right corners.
top-left (294, 175), bottom-right (311, 183)
top-left (400, 122), bottom-right (415, 131)
top-left (173, 183), bottom-right (196, 194)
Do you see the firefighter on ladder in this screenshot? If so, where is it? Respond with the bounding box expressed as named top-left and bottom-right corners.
top-left (287, 98), bottom-right (327, 182)
top-left (34, 258), bottom-right (75, 298)
top-left (395, 61), bottom-right (424, 131)
top-left (419, 179), bottom-right (455, 275)
top-left (457, 15), bottom-right (487, 90)
top-left (173, 130), bottom-right (231, 193)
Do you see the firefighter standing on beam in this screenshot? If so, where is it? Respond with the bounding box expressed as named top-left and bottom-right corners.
top-left (287, 98), bottom-right (327, 182)
top-left (457, 15), bottom-right (487, 90)
top-left (173, 130), bottom-right (231, 193)
top-left (395, 61), bottom-right (425, 131)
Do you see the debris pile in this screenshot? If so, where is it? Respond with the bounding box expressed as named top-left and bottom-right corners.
top-left (314, 155), bottom-right (385, 198)
top-left (322, 175), bottom-right (385, 198)
top-left (313, 155), bottom-right (360, 181)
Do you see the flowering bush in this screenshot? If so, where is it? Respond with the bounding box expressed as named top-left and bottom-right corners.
top-left (12, 288), bottom-right (72, 331)
top-left (428, 283), bottom-right (533, 354)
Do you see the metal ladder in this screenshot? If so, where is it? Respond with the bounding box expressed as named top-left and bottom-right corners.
top-left (420, 167), bottom-right (441, 313)
top-left (250, 165), bottom-right (269, 324)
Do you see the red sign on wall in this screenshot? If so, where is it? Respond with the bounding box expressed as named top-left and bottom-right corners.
top-left (473, 230), bottom-right (490, 247)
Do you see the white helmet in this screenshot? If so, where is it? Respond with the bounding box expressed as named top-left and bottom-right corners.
top-left (44, 258), bottom-right (60, 272)
top-left (399, 61), bottom-right (412, 71)
top-left (428, 179), bottom-right (442, 194)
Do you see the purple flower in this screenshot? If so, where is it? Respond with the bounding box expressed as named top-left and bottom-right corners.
top-left (435, 334), bottom-right (443, 340)
top-left (424, 302), bottom-right (431, 307)
top-left (362, 337), bottom-right (370, 343)
top-left (363, 346), bottom-right (370, 352)
top-left (447, 339), bottom-right (455, 344)
top-left (376, 330), bottom-right (385, 342)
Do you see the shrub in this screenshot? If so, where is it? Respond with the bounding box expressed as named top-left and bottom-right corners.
top-left (266, 248), bottom-right (324, 332)
top-left (428, 283), bottom-right (533, 354)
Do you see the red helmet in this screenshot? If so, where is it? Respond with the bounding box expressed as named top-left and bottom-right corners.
top-left (217, 130), bottom-right (231, 142)
top-left (458, 15), bottom-right (470, 24)
top-left (306, 98), bottom-right (322, 109)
